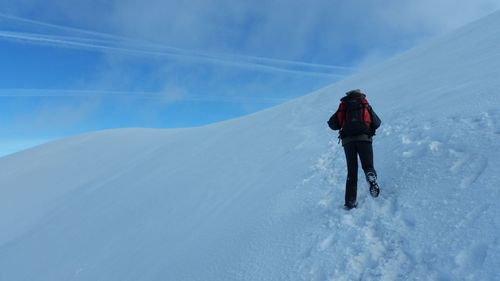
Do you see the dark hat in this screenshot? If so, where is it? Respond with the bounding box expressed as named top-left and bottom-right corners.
top-left (345, 89), bottom-right (363, 96)
top-left (341, 89), bottom-right (366, 101)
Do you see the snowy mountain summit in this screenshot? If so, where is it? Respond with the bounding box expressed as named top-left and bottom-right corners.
top-left (1, 11), bottom-right (500, 281)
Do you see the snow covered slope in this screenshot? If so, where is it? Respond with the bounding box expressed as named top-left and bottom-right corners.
top-left (1, 11), bottom-right (500, 281)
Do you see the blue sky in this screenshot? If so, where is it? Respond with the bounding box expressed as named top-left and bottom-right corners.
top-left (1, 0), bottom-right (499, 155)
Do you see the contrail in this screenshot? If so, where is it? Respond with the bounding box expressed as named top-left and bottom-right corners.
top-left (0, 30), bottom-right (346, 78)
top-left (0, 88), bottom-right (290, 103)
top-left (0, 12), bottom-right (355, 76)
top-left (0, 12), bottom-right (139, 44)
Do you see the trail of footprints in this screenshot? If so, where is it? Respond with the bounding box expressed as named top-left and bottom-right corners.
top-left (298, 140), bottom-right (411, 280)
top-left (298, 111), bottom-right (498, 280)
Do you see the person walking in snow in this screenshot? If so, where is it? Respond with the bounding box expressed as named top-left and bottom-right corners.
top-left (327, 89), bottom-right (382, 209)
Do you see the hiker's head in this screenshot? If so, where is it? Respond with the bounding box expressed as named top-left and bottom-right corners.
top-left (345, 89), bottom-right (363, 96)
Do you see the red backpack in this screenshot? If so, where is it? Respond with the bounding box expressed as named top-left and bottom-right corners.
top-left (337, 95), bottom-right (372, 137)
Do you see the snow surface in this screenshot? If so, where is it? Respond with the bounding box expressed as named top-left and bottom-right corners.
top-left (1, 11), bottom-right (500, 281)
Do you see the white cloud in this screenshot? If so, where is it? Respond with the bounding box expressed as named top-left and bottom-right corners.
top-left (373, 0), bottom-right (500, 34)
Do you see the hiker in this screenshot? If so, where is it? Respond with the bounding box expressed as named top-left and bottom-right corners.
top-left (327, 89), bottom-right (382, 209)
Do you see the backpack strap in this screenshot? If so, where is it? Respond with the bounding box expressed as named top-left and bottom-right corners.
top-left (360, 97), bottom-right (372, 126)
top-left (337, 101), bottom-right (346, 127)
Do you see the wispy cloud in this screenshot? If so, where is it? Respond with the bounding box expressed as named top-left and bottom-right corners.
top-left (0, 12), bottom-right (353, 78)
top-left (101, 0), bottom-right (500, 66)
top-left (2, 1), bottom-right (499, 66)
top-left (3, 99), bottom-right (100, 137)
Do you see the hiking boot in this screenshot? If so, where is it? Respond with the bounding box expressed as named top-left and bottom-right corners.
top-left (369, 182), bottom-right (380, 198)
top-left (366, 172), bottom-right (377, 184)
top-left (366, 172), bottom-right (380, 198)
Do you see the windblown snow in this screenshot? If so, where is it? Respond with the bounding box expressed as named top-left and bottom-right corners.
top-left (1, 11), bottom-right (500, 281)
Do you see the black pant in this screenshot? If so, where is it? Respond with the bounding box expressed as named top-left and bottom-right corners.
top-left (343, 141), bottom-right (376, 204)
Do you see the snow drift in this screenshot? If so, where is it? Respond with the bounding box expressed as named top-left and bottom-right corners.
top-left (1, 11), bottom-right (500, 281)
